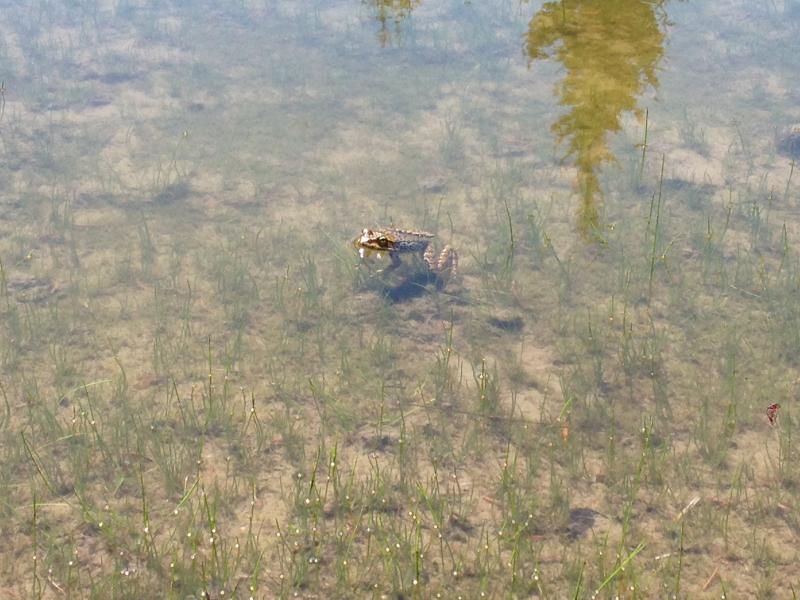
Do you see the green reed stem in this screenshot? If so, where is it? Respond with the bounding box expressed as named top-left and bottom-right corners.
top-left (675, 520), bottom-right (685, 597)
top-left (32, 489), bottom-right (41, 600)
top-left (502, 196), bottom-right (515, 276)
top-left (595, 542), bottom-right (645, 595)
top-left (21, 432), bottom-right (55, 496)
top-left (648, 155), bottom-right (665, 300)
top-left (572, 561), bottom-right (585, 599)
top-left (638, 107), bottom-right (649, 180)
top-left (784, 160), bottom-right (795, 203)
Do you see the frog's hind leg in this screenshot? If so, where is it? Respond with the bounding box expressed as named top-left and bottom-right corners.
top-left (423, 245), bottom-right (436, 272)
top-left (439, 245), bottom-right (458, 279)
top-left (429, 245), bottom-right (458, 281)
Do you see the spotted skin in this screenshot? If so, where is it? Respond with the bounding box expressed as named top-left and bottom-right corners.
top-left (355, 227), bottom-right (458, 280)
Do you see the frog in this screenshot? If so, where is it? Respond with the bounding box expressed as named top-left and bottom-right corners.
top-left (354, 227), bottom-right (458, 281)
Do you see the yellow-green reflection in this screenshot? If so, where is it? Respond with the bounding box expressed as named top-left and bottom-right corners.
top-left (367, 0), bottom-right (420, 46)
top-left (525, 1), bottom-right (667, 238)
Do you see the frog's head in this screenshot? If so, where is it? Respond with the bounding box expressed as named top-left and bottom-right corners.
top-left (355, 228), bottom-right (395, 252)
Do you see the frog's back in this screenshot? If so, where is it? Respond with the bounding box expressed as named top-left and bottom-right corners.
top-left (383, 228), bottom-right (434, 253)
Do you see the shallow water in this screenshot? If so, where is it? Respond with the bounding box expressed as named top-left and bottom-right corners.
top-left (1, 1), bottom-right (799, 597)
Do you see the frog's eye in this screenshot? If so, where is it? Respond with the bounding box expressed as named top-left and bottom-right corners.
top-left (378, 236), bottom-right (389, 247)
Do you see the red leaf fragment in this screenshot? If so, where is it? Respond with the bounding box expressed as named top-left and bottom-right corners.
top-left (766, 403), bottom-right (780, 426)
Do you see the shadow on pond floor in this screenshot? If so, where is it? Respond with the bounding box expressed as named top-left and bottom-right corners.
top-left (381, 271), bottom-right (445, 303)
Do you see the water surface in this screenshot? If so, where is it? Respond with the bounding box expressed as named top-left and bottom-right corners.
top-left (1, 1), bottom-right (799, 597)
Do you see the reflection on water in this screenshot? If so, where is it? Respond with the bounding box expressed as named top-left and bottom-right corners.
top-left (525, 0), bottom-right (668, 237)
top-left (367, 0), bottom-right (420, 46)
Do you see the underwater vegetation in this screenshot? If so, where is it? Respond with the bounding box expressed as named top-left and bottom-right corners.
top-left (0, 0), bottom-right (798, 597)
